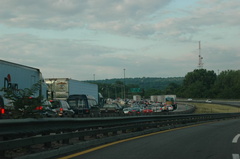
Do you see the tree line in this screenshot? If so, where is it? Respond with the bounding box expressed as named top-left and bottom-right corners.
top-left (179, 69), bottom-right (240, 99)
top-left (89, 69), bottom-right (240, 99)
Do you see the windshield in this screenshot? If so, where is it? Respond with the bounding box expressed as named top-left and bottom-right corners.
top-left (50, 100), bottom-right (60, 109)
top-left (68, 99), bottom-right (87, 108)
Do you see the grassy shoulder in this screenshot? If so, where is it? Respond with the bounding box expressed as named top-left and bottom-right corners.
top-left (192, 103), bottom-right (240, 114)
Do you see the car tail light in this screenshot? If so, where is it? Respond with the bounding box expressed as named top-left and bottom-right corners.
top-left (35, 106), bottom-right (43, 110)
top-left (60, 108), bottom-right (63, 112)
top-left (0, 108), bottom-right (5, 114)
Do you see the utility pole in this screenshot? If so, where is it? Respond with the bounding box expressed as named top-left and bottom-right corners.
top-left (198, 41), bottom-right (203, 69)
top-left (123, 68), bottom-right (126, 100)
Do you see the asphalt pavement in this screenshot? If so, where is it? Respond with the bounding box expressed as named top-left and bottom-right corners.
top-left (57, 118), bottom-right (240, 159)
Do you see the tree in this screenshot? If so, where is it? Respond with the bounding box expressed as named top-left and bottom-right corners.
top-left (163, 82), bottom-right (180, 94)
top-left (180, 69), bottom-right (217, 98)
top-left (0, 81), bottom-right (43, 118)
top-left (212, 70), bottom-right (240, 99)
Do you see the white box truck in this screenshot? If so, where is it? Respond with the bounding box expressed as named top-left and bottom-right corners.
top-left (150, 95), bottom-right (176, 103)
top-left (0, 59), bottom-right (48, 108)
top-left (45, 78), bottom-right (99, 102)
top-left (133, 95), bottom-right (141, 101)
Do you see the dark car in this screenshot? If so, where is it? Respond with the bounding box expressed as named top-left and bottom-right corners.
top-left (67, 94), bottom-right (101, 117)
top-left (33, 100), bottom-right (57, 117)
top-left (100, 103), bottom-right (123, 115)
top-left (50, 100), bottom-right (75, 117)
top-left (20, 97), bottom-right (57, 118)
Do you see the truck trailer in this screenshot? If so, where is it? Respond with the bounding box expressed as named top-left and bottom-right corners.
top-left (45, 78), bottom-right (99, 103)
top-left (0, 59), bottom-right (48, 108)
top-left (150, 95), bottom-right (176, 103)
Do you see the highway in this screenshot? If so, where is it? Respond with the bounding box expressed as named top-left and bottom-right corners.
top-left (58, 118), bottom-right (240, 159)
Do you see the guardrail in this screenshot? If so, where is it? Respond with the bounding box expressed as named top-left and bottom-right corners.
top-left (1, 110), bottom-right (240, 159)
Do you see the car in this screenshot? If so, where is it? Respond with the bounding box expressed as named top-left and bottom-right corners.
top-left (162, 105), bottom-right (174, 111)
top-left (151, 106), bottom-right (163, 112)
top-left (50, 100), bottom-right (75, 117)
top-left (123, 107), bottom-right (141, 115)
top-left (167, 105), bottom-right (174, 111)
top-left (142, 108), bottom-right (153, 114)
top-left (67, 94), bottom-right (101, 117)
top-left (21, 97), bottom-right (57, 118)
top-left (100, 103), bottom-right (123, 114)
top-left (123, 107), bottom-right (132, 114)
top-left (206, 99), bottom-right (212, 103)
top-left (130, 107), bottom-right (142, 115)
top-left (34, 100), bottom-right (57, 117)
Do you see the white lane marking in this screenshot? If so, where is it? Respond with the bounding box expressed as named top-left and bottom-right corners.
top-left (232, 154), bottom-right (240, 159)
top-left (233, 134), bottom-right (240, 143)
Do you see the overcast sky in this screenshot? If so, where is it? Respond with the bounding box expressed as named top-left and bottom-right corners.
top-left (0, 0), bottom-right (239, 81)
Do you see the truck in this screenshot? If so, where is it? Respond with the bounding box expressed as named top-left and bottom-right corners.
top-left (133, 95), bottom-right (141, 102)
top-left (150, 95), bottom-right (177, 111)
top-left (45, 78), bottom-right (99, 103)
top-left (0, 59), bottom-right (48, 110)
top-left (150, 95), bottom-right (176, 103)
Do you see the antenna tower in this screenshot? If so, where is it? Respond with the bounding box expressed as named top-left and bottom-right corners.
top-left (198, 41), bottom-right (203, 69)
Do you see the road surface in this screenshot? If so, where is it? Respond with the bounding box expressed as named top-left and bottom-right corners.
top-left (57, 118), bottom-right (240, 159)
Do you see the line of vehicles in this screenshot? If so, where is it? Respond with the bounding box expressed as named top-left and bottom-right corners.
top-left (122, 99), bottom-right (177, 115)
top-left (0, 59), bottom-right (177, 118)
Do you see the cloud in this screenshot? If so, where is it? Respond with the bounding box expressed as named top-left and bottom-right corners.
top-left (0, 0), bottom-right (240, 80)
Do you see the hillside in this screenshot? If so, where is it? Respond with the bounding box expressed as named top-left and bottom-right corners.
top-left (86, 77), bottom-right (184, 90)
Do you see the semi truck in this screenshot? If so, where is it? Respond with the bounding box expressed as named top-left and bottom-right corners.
top-left (45, 78), bottom-right (99, 103)
top-left (0, 59), bottom-right (48, 109)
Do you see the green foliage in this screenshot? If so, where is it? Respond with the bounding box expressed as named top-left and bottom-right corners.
top-left (89, 77), bottom-right (183, 99)
top-left (212, 70), bottom-right (240, 99)
top-left (89, 69), bottom-right (240, 99)
top-left (179, 69), bottom-right (217, 98)
top-left (0, 81), bottom-right (43, 118)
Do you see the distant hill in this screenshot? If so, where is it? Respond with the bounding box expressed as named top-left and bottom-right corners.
top-left (85, 77), bottom-right (184, 90)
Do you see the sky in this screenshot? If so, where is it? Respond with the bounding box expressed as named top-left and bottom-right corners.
top-left (0, 0), bottom-right (239, 81)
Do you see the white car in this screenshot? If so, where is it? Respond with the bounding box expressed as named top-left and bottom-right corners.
top-left (167, 105), bottom-right (174, 111)
top-left (152, 106), bottom-right (163, 112)
top-left (123, 108), bottom-right (132, 114)
top-left (206, 99), bottom-right (212, 103)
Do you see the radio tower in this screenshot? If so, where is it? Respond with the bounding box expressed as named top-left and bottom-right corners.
top-left (198, 41), bottom-right (203, 69)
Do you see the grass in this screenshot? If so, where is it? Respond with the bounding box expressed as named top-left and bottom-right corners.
top-left (191, 103), bottom-right (240, 114)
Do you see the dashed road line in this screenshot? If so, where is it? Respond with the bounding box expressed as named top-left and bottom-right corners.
top-left (233, 154), bottom-right (240, 159)
top-left (232, 134), bottom-right (240, 143)
top-left (232, 134), bottom-right (240, 159)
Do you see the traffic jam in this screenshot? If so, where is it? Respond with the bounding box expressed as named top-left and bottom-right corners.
top-left (0, 59), bottom-right (177, 119)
